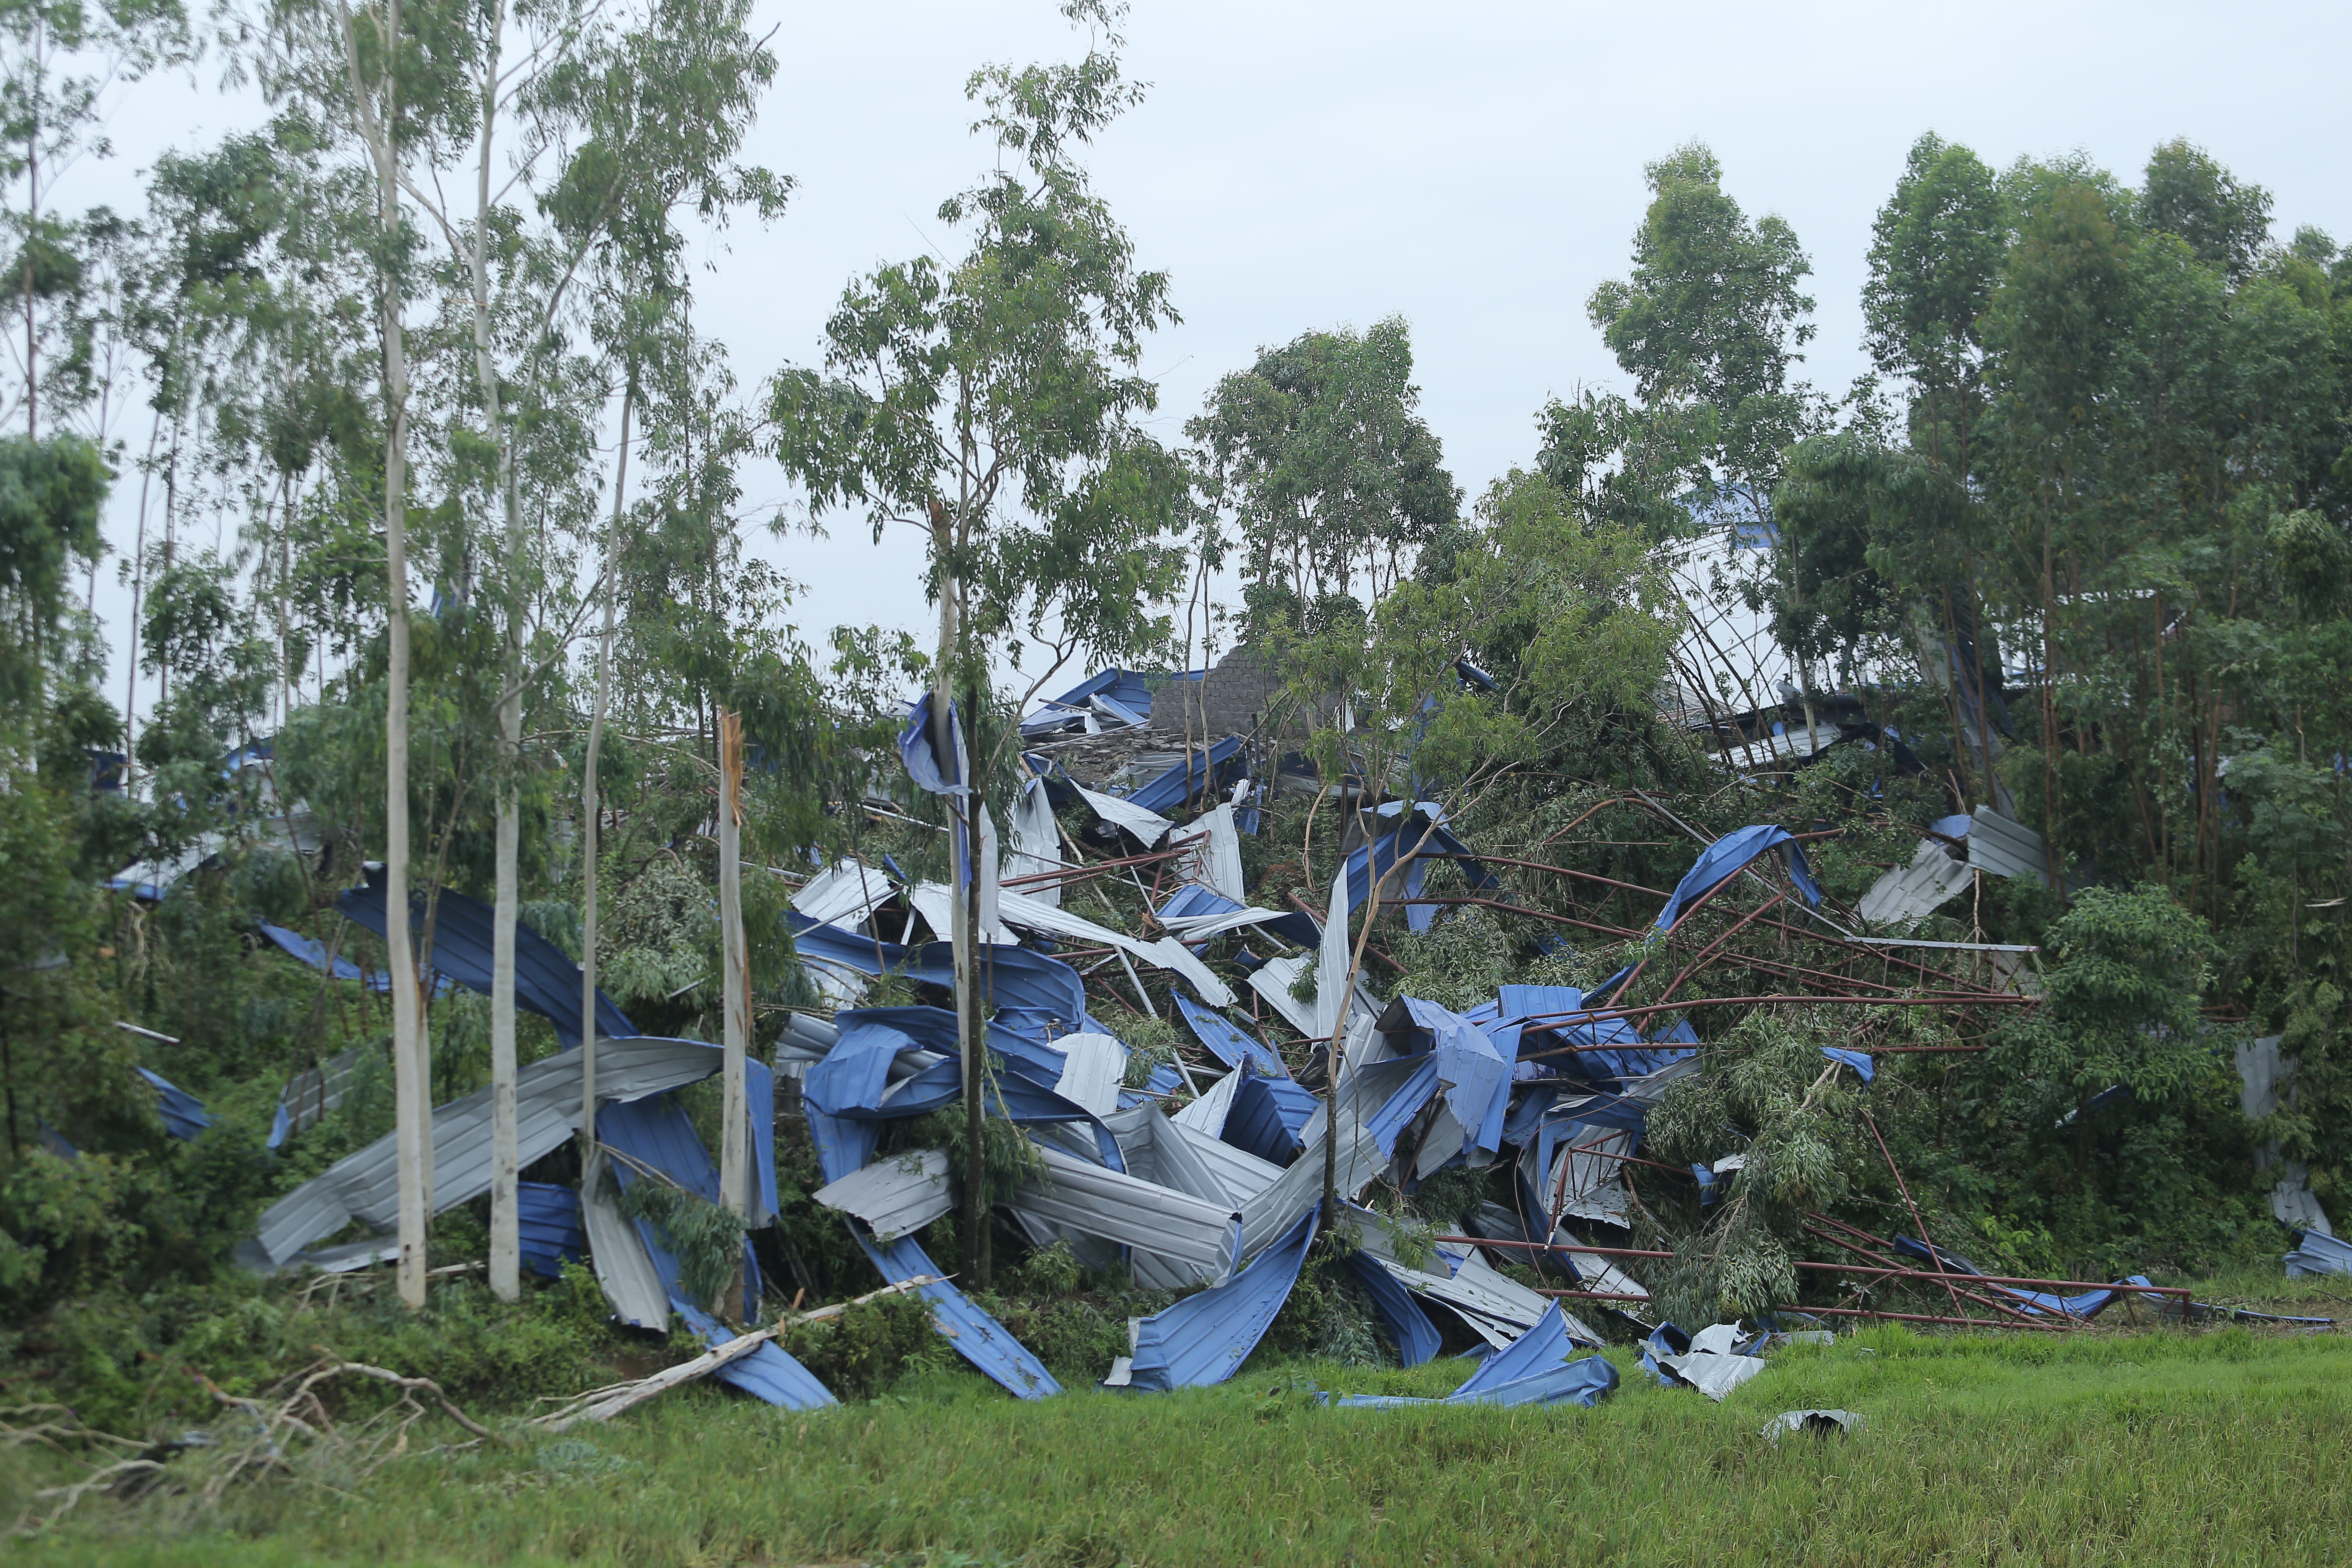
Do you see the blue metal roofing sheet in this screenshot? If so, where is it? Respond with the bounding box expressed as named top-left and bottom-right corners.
top-left (1116, 1204), bottom-right (1318, 1392)
top-left (336, 870), bottom-right (636, 1047)
top-left (858, 1231), bottom-right (1062, 1400)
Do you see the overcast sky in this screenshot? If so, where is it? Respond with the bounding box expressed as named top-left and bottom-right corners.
top-left (72, 0), bottom-right (2352, 720)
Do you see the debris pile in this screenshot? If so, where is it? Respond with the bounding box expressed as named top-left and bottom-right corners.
top-left (232, 657), bottom-right (2315, 1417)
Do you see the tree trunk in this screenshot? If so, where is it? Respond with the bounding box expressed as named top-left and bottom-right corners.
top-left (931, 503), bottom-right (982, 1285)
top-left (717, 708), bottom-right (751, 1315)
top-left (361, 0), bottom-right (430, 1314)
top-left (580, 385), bottom-right (633, 1161)
top-left (470, 0), bottom-right (522, 1305)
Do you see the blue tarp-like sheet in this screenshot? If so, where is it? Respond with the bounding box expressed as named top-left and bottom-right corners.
top-left (336, 869), bottom-right (637, 1048)
top-left (1653, 824), bottom-right (1822, 932)
top-left (1116, 1205), bottom-right (1319, 1392)
top-left (858, 1231), bottom-right (1062, 1399)
top-left (138, 1068), bottom-right (212, 1140)
top-left (518, 1181), bottom-right (585, 1278)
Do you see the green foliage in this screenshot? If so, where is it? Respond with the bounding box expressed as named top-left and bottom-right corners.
top-left (780, 1291), bottom-right (944, 1400)
top-left (611, 1167), bottom-right (748, 1311)
top-left (0, 432), bottom-right (106, 713)
top-left (1189, 315), bottom-right (1460, 601)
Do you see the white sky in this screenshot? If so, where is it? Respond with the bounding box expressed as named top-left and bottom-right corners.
top-left (67, 0), bottom-right (2352, 732)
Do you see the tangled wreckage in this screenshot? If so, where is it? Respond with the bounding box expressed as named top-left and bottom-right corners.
top-left (216, 651), bottom-right (2336, 1417)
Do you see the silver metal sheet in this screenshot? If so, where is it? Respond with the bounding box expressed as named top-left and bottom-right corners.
top-left (581, 1155), bottom-right (670, 1329)
top-left (251, 1036), bottom-right (722, 1266)
top-left (1010, 1142), bottom-right (1243, 1284)
top-left (814, 1148), bottom-right (954, 1242)
top-left (1968, 805), bottom-right (2049, 881)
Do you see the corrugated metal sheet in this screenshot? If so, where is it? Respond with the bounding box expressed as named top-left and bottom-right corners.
top-left (1176, 993), bottom-right (1286, 1078)
top-left (1336, 1302), bottom-right (1618, 1409)
top-left (858, 1232), bottom-right (1062, 1399)
top-left (1072, 783), bottom-right (1174, 847)
top-left (1051, 1034), bottom-right (1128, 1118)
top-left (1858, 839), bottom-right (1974, 925)
top-left (671, 1299), bottom-right (837, 1411)
top-left (1968, 805), bottom-right (2049, 882)
top-left (813, 1149), bottom-right (953, 1242)
top-left (597, 1090), bottom-right (763, 1312)
top-left (1225, 1071), bottom-right (1322, 1166)
top-left (337, 868), bottom-right (637, 1048)
top-left (1121, 737), bottom-right (1247, 816)
top-left (581, 1154), bottom-right (669, 1328)
top-left (1105, 1205), bottom-right (1318, 1392)
top-left (1011, 1142), bottom-right (1242, 1284)
top-left (138, 1068), bottom-right (212, 1140)
top-left (1173, 1122), bottom-right (1285, 1208)
top-left (1343, 1247), bottom-right (1441, 1366)
top-left (517, 1181), bottom-right (585, 1278)
top-left (791, 859), bottom-right (893, 927)
top-left (1170, 1066), bottom-right (1240, 1136)
top-left (251, 1035), bottom-right (722, 1265)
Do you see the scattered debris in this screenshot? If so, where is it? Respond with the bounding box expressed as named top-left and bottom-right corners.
top-left (1761, 1409), bottom-right (1863, 1441)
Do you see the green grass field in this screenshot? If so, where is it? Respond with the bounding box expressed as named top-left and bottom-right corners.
top-left (12, 1303), bottom-right (2352, 1567)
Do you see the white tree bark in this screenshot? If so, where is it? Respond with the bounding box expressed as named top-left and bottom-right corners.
top-left (339, 0), bottom-right (429, 1311)
top-left (580, 386), bottom-right (631, 1161)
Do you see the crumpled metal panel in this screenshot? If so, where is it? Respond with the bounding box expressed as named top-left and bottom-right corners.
top-left (1072, 783), bottom-right (1174, 847)
top-left (2286, 1228), bottom-right (2352, 1277)
top-left (1225, 1070), bottom-right (1322, 1166)
top-left (138, 1068), bottom-right (212, 1141)
top-left (858, 1231), bottom-right (1062, 1399)
top-left (1336, 1302), bottom-right (1618, 1409)
top-left (1968, 804), bottom-right (2049, 882)
top-left (1343, 1247), bottom-right (1442, 1366)
top-left (1105, 1205), bottom-right (1318, 1392)
top-left (1171, 1066), bottom-right (1241, 1136)
top-left (792, 859), bottom-right (894, 928)
top-left (598, 1090), bottom-right (763, 1312)
top-left (1011, 1142), bottom-right (1242, 1284)
top-left (1176, 992), bottom-right (1287, 1078)
top-left (1653, 824), bottom-right (1821, 931)
top-left (516, 1181), bottom-right (585, 1278)
top-left (1858, 838), bottom-right (1973, 925)
top-left (337, 867), bottom-right (637, 1048)
top-left (251, 1036), bottom-right (722, 1266)
top-left (813, 1149), bottom-right (952, 1243)
top-left (581, 1153), bottom-right (669, 1329)
top-left (1051, 1034), bottom-right (1129, 1118)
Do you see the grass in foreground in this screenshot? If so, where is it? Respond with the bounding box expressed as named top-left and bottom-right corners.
top-left (9, 1320), bottom-right (2352, 1566)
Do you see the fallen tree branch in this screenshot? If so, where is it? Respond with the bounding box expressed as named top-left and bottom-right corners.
top-left (529, 1274), bottom-right (946, 1432)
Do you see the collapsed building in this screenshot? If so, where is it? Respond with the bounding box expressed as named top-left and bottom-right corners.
top-left (209, 635), bottom-right (2329, 1418)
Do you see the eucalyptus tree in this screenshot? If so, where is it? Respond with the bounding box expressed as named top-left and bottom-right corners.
top-left (1588, 143), bottom-right (1828, 731)
top-left (769, 0), bottom-right (1188, 1283)
top-left (0, 0), bottom-right (192, 436)
top-left (377, 0), bottom-right (780, 1298)
top-left (1189, 316), bottom-right (1459, 612)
